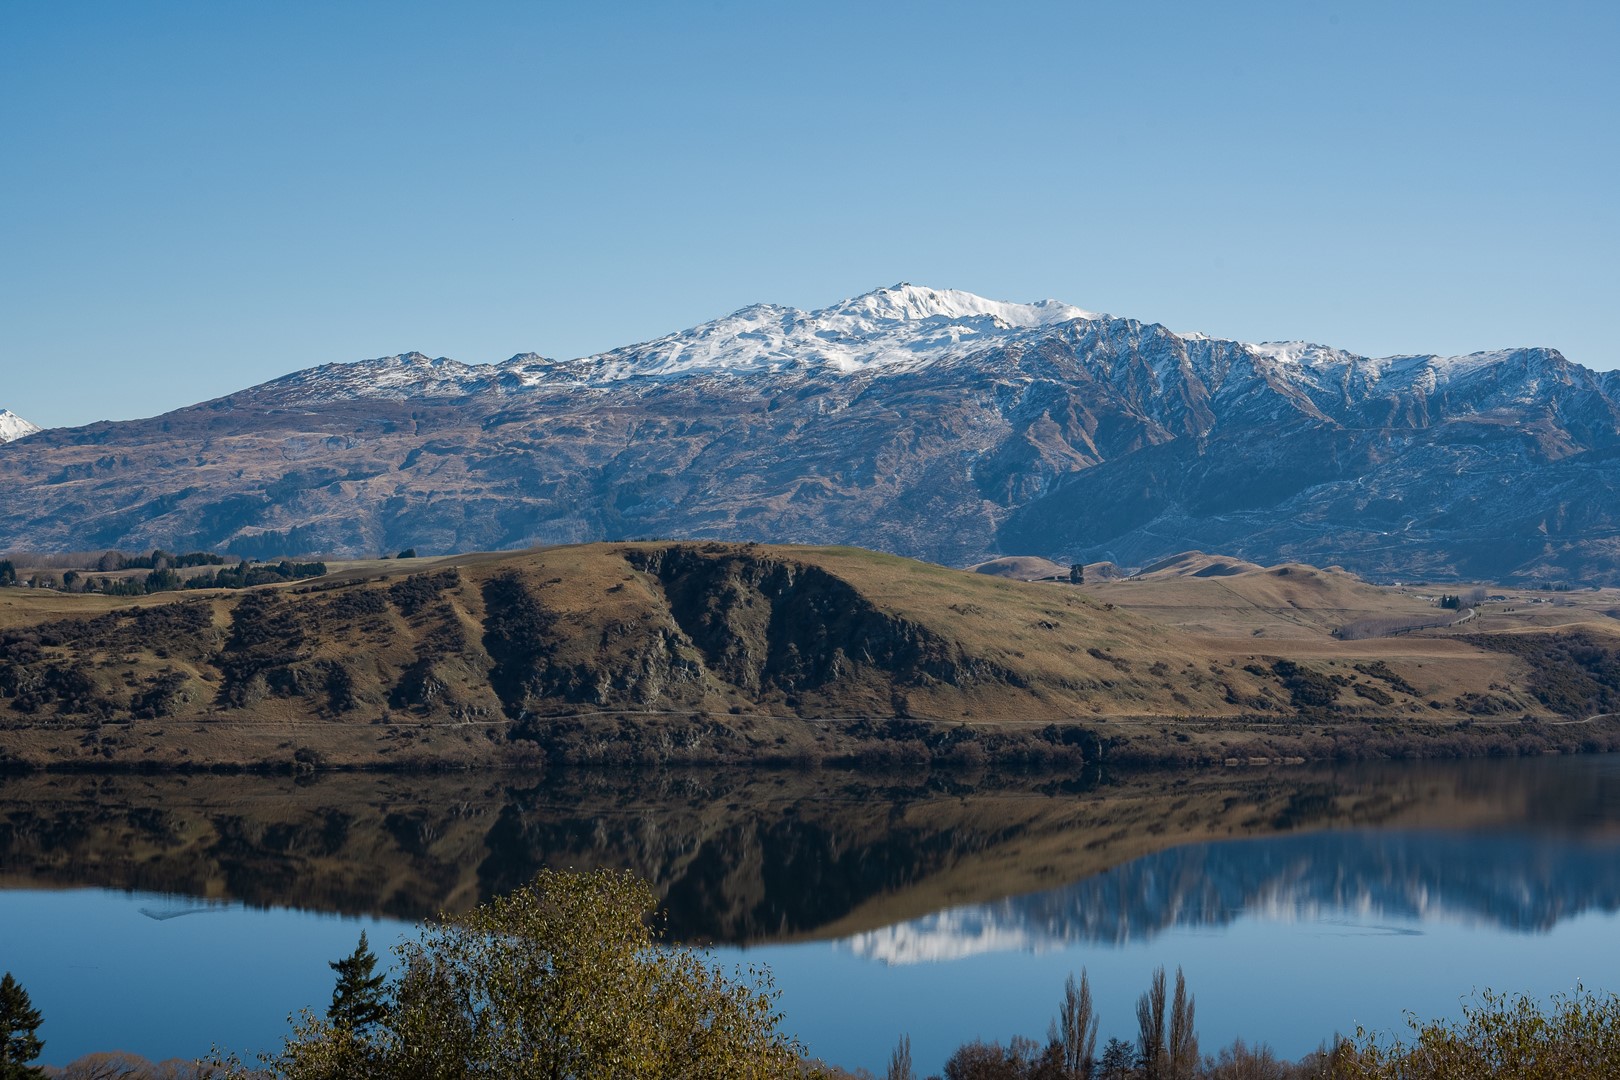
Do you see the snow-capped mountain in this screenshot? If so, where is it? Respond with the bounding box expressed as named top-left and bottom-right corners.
top-left (258, 285), bottom-right (1099, 404)
top-left (1, 284), bottom-right (1617, 582)
top-left (254, 282), bottom-right (1565, 408)
top-left (0, 410), bottom-right (40, 444)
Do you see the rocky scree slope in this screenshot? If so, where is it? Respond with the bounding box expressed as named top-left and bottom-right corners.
top-left (1, 285), bottom-right (1617, 581)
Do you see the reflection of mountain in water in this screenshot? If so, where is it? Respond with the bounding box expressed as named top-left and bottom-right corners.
top-left (3, 756), bottom-right (1620, 946)
top-left (845, 830), bottom-right (1620, 964)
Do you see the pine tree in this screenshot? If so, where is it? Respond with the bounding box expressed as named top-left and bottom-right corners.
top-left (0, 972), bottom-right (45, 1079)
top-left (328, 930), bottom-right (388, 1031)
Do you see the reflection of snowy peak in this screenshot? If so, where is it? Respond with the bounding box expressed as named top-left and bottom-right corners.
top-left (842, 830), bottom-right (1620, 965)
top-left (0, 410), bottom-right (40, 444)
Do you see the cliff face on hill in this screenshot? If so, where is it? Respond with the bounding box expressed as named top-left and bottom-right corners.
top-left (0, 543), bottom-right (1260, 769)
top-left (2, 285), bottom-right (1618, 582)
top-left (2, 542), bottom-right (1619, 771)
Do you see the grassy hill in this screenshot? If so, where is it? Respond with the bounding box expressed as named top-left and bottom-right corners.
top-left (1, 541), bottom-right (1618, 770)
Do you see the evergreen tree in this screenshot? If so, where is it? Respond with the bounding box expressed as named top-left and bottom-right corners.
top-left (328, 930), bottom-right (388, 1031)
top-left (0, 972), bottom-right (45, 1079)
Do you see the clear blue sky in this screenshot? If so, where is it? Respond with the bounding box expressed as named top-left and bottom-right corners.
top-left (3, 1), bottom-right (1616, 429)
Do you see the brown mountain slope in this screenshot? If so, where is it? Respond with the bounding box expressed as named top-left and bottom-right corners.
top-left (1, 542), bottom-right (1618, 770)
top-left (1089, 561), bottom-right (1434, 639)
top-left (1134, 551), bottom-right (1265, 578)
top-left (967, 555), bottom-right (1072, 580)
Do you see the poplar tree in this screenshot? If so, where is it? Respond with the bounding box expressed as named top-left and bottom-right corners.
top-left (1052, 969), bottom-right (1099, 1079)
top-left (885, 1033), bottom-right (914, 1080)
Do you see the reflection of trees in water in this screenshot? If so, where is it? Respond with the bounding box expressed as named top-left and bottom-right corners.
top-left (2, 755), bottom-right (1620, 945)
top-left (844, 830), bottom-right (1620, 965)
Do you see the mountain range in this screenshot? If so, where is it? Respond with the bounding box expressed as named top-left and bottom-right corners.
top-left (2, 284), bottom-right (1617, 582)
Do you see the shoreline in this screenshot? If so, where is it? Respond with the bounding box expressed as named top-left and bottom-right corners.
top-left (3, 709), bottom-right (1618, 775)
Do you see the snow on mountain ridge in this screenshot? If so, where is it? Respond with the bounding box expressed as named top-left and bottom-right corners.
top-left (257, 284), bottom-right (1579, 411)
top-left (0, 410), bottom-right (40, 443)
top-left (565, 283), bottom-right (1101, 381)
top-left (263, 284), bottom-right (1110, 402)
top-left (821, 283), bottom-right (1094, 328)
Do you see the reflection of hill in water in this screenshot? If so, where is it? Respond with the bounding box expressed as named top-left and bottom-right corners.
top-left (844, 830), bottom-right (1620, 964)
top-left (1, 756), bottom-right (1619, 944)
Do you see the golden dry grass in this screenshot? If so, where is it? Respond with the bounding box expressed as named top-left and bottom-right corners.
top-left (1, 542), bottom-right (1617, 770)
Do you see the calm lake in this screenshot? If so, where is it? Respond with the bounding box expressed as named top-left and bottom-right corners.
top-left (4, 755), bottom-right (1620, 1074)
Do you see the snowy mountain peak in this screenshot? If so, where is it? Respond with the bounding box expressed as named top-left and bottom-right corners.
top-left (1247, 341), bottom-right (1347, 366)
top-left (825, 283), bottom-right (1096, 328)
top-left (0, 410), bottom-right (40, 444)
top-left (250, 284), bottom-right (1579, 413)
top-left (567, 284), bottom-right (1105, 382)
top-left (1242, 340), bottom-right (1563, 397)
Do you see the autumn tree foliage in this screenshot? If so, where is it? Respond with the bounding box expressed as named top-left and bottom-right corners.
top-left (215, 868), bottom-right (805, 1080)
top-left (1338, 986), bottom-right (1620, 1079)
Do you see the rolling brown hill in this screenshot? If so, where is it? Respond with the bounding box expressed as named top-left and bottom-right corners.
top-left (1, 541), bottom-right (1618, 770)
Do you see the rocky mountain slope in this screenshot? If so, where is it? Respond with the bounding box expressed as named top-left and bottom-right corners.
top-left (1, 284), bottom-right (1617, 581)
top-left (0, 410), bottom-right (38, 444)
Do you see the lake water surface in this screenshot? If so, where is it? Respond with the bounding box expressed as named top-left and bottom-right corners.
top-left (4, 755), bottom-right (1620, 1074)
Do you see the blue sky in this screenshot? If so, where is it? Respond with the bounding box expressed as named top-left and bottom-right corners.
top-left (3, 1), bottom-right (1616, 429)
